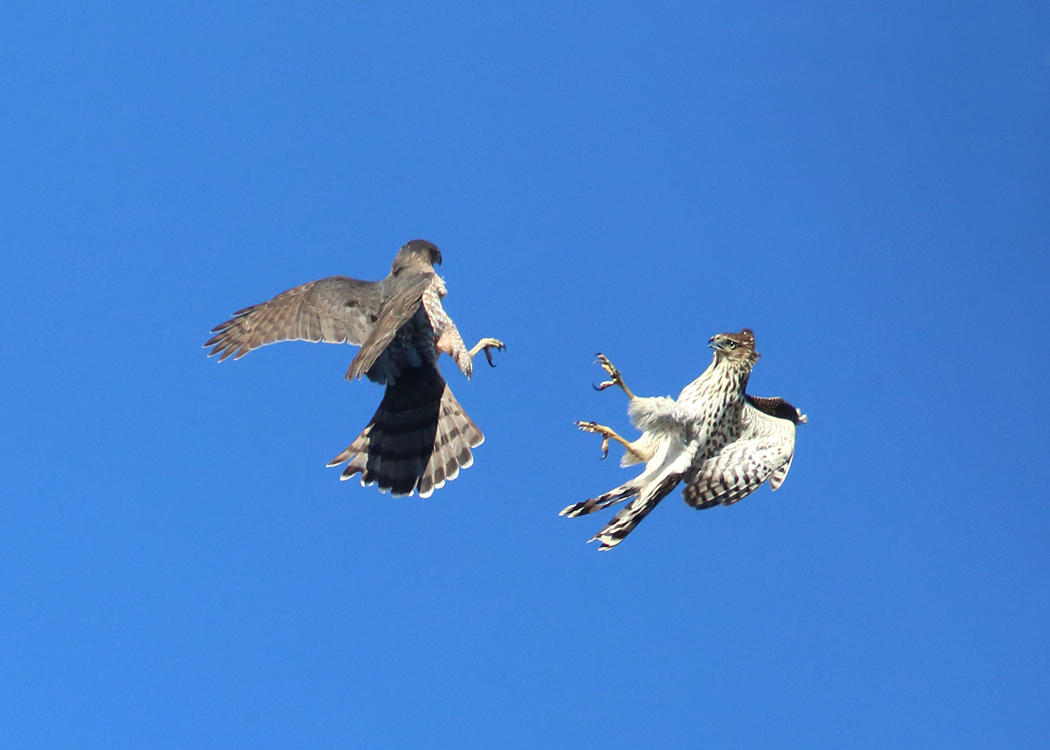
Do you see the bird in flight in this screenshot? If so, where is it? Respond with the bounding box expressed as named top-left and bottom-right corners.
top-left (561, 329), bottom-right (805, 550)
top-left (205, 239), bottom-right (504, 497)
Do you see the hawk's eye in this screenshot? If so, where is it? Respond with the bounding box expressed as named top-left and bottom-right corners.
top-left (726, 340), bottom-right (738, 349)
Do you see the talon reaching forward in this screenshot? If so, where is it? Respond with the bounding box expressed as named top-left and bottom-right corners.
top-left (591, 352), bottom-right (637, 399)
top-left (575, 420), bottom-right (638, 461)
top-left (205, 239), bottom-right (503, 497)
top-left (562, 330), bottom-right (805, 550)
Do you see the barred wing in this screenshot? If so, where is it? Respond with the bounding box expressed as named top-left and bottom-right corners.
top-left (682, 403), bottom-right (798, 510)
top-left (205, 276), bottom-right (381, 361)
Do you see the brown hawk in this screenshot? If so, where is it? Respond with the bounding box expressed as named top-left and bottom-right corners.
top-left (561, 329), bottom-right (805, 550)
top-left (204, 239), bottom-right (504, 497)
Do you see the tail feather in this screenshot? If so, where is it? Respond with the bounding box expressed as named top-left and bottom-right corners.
top-left (562, 437), bottom-right (695, 549)
top-left (590, 470), bottom-right (684, 550)
top-left (559, 479), bottom-right (642, 518)
top-left (327, 366), bottom-right (483, 497)
top-left (561, 433), bottom-right (680, 518)
top-left (415, 384), bottom-right (482, 497)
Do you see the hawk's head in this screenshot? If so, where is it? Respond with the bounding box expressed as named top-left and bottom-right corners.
top-left (392, 239), bottom-right (443, 275)
top-left (708, 329), bottom-right (760, 366)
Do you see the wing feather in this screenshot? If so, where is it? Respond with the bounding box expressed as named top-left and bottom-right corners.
top-left (682, 403), bottom-right (797, 510)
top-left (345, 272), bottom-right (434, 381)
top-left (205, 276), bottom-right (380, 361)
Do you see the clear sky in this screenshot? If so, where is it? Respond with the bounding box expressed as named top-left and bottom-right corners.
top-left (3, 2), bottom-right (1049, 748)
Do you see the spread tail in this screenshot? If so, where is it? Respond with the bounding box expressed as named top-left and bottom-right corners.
top-left (327, 366), bottom-right (483, 497)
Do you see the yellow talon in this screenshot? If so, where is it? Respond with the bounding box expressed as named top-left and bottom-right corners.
top-left (469, 337), bottom-right (505, 367)
top-left (592, 353), bottom-right (635, 399)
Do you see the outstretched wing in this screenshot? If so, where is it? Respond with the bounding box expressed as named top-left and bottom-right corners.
top-left (345, 271), bottom-right (434, 381)
top-left (682, 403), bottom-right (798, 510)
top-left (205, 276), bottom-right (381, 361)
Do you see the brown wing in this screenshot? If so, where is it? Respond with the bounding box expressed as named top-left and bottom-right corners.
top-left (344, 271), bottom-right (434, 381)
top-left (745, 395), bottom-right (806, 424)
top-left (205, 276), bottom-right (380, 361)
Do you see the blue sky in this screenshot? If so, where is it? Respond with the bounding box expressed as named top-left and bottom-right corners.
top-left (3, 2), bottom-right (1048, 747)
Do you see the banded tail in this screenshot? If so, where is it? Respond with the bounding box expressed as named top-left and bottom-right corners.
top-left (327, 366), bottom-right (483, 498)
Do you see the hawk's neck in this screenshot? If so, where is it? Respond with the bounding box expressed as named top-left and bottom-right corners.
top-left (685, 357), bottom-right (752, 407)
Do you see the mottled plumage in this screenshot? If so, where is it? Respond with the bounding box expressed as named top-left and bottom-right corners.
top-left (562, 330), bottom-right (805, 550)
top-left (205, 239), bottom-right (503, 497)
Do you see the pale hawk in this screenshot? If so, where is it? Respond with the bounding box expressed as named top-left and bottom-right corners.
top-left (561, 329), bottom-right (805, 550)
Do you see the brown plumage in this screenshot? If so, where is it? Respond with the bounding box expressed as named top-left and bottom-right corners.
top-left (205, 239), bottom-right (504, 497)
top-left (563, 329), bottom-right (805, 549)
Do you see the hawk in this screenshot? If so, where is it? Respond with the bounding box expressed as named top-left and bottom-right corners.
top-left (204, 239), bottom-right (504, 497)
top-left (561, 329), bottom-right (805, 550)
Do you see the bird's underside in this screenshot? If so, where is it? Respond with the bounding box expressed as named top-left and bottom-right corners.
top-left (205, 239), bottom-right (504, 497)
top-left (562, 337), bottom-right (804, 550)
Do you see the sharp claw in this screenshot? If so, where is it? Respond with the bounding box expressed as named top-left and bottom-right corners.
top-left (575, 420), bottom-right (610, 459)
top-left (477, 339), bottom-right (505, 368)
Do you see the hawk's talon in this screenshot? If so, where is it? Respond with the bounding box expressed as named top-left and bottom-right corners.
top-left (483, 341), bottom-right (506, 368)
top-left (591, 352), bottom-right (635, 399)
top-left (575, 419), bottom-right (613, 460)
top-left (470, 337), bottom-right (505, 367)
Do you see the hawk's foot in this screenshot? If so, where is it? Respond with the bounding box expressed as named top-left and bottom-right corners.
top-left (575, 420), bottom-right (634, 460)
top-left (592, 353), bottom-right (635, 399)
top-left (469, 337), bottom-right (505, 367)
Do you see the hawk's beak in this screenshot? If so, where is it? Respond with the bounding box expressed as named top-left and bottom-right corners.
top-left (707, 336), bottom-right (723, 351)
